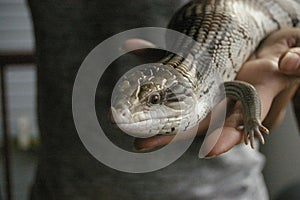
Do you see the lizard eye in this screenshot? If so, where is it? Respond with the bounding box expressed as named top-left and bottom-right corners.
top-left (148, 92), bottom-right (161, 105)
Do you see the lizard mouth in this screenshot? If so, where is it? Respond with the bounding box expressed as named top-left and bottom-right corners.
top-left (110, 108), bottom-right (184, 137)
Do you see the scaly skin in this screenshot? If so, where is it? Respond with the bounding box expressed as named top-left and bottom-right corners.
top-left (111, 0), bottom-right (300, 148)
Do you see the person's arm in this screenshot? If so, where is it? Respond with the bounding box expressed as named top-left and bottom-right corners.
top-left (123, 28), bottom-right (300, 157)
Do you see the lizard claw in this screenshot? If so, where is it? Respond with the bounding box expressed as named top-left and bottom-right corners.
top-left (239, 122), bottom-right (269, 149)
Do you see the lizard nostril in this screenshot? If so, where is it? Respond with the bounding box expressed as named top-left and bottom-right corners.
top-left (119, 109), bottom-right (129, 118)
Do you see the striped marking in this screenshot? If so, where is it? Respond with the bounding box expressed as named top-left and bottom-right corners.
top-left (160, 0), bottom-right (300, 96)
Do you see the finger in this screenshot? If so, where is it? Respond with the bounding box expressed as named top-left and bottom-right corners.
top-left (205, 81), bottom-right (275, 157)
top-left (204, 101), bottom-right (244, 157)
top-left (134, 99), bottom-right (232, 151)
top-left (205, 59), bottom-right (282, 157)
top-left (122, 38), bottom-right (156, 51)
top-left (205, 127), bottom-right (242, 158)
top-left (255, 28), bottom-right (300, 59)
top-left (279, 48), bottom-right (300, 76)
top-left (122, 38), bottom-right (166, 60)
top-left (134, 115), bottom-right (211, 151)
top-left (134, 135), bottom-right (174, 151)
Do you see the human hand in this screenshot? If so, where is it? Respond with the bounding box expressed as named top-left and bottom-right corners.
top-left (122, 28), bottom-right (300, 157)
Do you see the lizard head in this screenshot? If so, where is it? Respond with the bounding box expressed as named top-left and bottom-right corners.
top-left (111, 63), bottom-right (201, 137)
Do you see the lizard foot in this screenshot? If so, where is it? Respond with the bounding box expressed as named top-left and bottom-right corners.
top-left (237, 121), bottom-right (269, 149)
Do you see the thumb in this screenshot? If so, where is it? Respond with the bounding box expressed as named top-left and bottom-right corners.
top-left (279, 48), bottom-right (300, 76)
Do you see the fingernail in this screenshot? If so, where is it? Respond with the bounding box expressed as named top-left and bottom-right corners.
top-left (132, 147), bottom-right (150, 152)
top-left (280, 52), bottom-right (300, 71)
top-left (204, 154), bottom-right (217, 159)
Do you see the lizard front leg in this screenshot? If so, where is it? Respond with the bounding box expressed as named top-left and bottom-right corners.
top-left (224, 81), bottom-right (269, 148)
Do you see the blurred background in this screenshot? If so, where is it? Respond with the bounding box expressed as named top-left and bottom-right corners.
top-left (0, 0), bottom-right (299, 199)
top-left (0, 0), bottom-right (37, 199)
